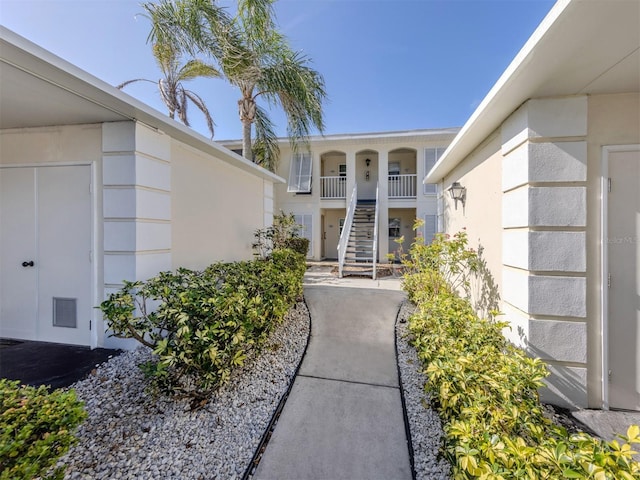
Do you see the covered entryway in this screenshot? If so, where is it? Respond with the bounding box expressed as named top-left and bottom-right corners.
top-left (605, 146), bottom-right (640, 411)
top-left (356, 151), bottom-right (378, 201)
top-left (0, 164), bottom-right (93, 346)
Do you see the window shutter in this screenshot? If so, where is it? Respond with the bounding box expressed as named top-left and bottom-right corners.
top-left (424, 214), bottom-right (437, 244)
top-left (424, 148), bottom-right (444, 194)
top-left (294, 213), bottom-right (313, 257)
top-left (288, 153), bottom-right (312, 193)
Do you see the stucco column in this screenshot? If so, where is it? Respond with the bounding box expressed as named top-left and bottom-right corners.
top-left (102, 121), bottom-right (172, 348)
top-left (345, 150), bottom-right (357, 201)
top-left (378, 149), bottom-right (389, 262)
top-left (500, 96), bottom-right (588, 408)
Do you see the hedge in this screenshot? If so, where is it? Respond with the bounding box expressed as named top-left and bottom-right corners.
top-left (402, 228), bottom-right (640, 479)
top-left (0, 380), bottom-right (86, 480)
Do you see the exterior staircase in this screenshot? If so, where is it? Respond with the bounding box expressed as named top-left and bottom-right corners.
top-left (342, 202), bottom-right (376, 276)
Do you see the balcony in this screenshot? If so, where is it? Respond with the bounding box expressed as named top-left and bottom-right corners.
top-left (388, 174), bottom-right (416, 198)
top-left (321, 176), bottom-right (346, 199)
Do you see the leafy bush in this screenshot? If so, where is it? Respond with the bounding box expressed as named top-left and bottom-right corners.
top-left (99, 249), bottom-right (305, 399)
top-left (0, 379), bottom-right (86, 480)
top-left (403, 232), bottom-right (640, 479)
top-left (284, 237), bottom-right (310, 257)
top-left (253, 211), bottom-right (302, 259)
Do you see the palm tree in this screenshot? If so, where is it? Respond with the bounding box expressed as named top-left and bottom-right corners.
top-left (117, 42), bottom-right (220, 138)
top-left (143, 0), bottom-right (327, 172)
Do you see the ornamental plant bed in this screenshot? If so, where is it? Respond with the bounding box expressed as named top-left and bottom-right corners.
top-left (401, 225), bottom-right (640, 479)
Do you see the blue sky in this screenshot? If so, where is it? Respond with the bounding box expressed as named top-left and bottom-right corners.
top-left (1, 0), bottom-right (556, 140)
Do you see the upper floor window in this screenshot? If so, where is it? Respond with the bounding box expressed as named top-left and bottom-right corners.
top-left (424, 147), bottom-right (446, 194)
top-left (339, 164), bottom-right (347, 177)
top-left (288, 153), bottom-right (312, 193)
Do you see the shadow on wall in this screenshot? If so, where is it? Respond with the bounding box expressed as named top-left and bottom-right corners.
top-left (528, 344), bottom-right (588, 409)
top-left (470, 244), bottom-right (500, 320)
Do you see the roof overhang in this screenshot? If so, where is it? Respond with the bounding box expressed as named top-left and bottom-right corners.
top-left (426, 0), bottom-right (640, 183)
top-left (0, 26), bottom-right (283, 184)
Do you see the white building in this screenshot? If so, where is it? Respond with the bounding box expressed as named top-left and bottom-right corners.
top-left (426, 0), bottom-right (640, 411)
top-left (0, 27), bottom-right (282, 349)
top-left (223, 128), bottom-right (459, 276)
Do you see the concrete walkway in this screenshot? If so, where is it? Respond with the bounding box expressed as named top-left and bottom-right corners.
top-left (253, 271), bottom-right (411, 480)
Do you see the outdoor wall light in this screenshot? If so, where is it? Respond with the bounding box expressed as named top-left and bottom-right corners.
top-left (448, 182), bottom-right (466, 210)
top-left (365, 158), bottom-right (371, 167)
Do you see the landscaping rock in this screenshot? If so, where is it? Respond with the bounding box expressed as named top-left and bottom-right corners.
top-left (59, 302), bottom-right (310, 480)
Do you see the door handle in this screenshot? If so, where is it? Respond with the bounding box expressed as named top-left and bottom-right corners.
top-left (21, 261), bottom-right (34, 267)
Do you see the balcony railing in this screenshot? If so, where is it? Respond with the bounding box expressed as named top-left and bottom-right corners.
top-left (321, 176), bottom-right (346, 199)
top-left (388, 174), bottom-right (416, 198)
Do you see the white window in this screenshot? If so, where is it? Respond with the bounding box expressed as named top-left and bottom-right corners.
top-left (339, 164), bottom-right (346, 177)
top-left (424, 214), bottom-right (437, 244)
top-left (424, 147), bottom-right (445, 194)
top-left (294, 213), bottom-right (313, 257)
top-left (339, 218), bottom-right (345, 235)
top-left (288, 153), bottom-right (313, 193)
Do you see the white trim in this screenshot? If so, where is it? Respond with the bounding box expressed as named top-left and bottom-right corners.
top-left (90, 160), bottom-right (99, 349)
top-left (0, 161), bottom-right (92, 168)
top-left (600, 144), bottom-right (640, 410)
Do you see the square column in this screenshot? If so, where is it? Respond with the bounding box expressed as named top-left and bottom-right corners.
top-left (500, 96), bottom-right (589, 408)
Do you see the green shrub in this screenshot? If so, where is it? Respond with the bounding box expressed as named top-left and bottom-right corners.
top-left (0, 379), bottom-right (86, 480)
top-left (284, 237), bottom-right (310, 257)
top-left (403, 232), bottom-right (640, 479)
top-left (99, 248), bottom-right (306, 399)
top-left (253, 211), bottom-right (303, 258)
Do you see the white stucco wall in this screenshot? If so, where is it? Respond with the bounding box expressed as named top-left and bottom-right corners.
top-left (439, 93), bottom-right (640, 410)
top-left (440, 132), bottom-right (504, 313)
top-left (170, 140), bottom-right (267, 269)
top-left (585, 93), bottom-right (640, 407)
top-left (1, 124), bottom-right (106, 347)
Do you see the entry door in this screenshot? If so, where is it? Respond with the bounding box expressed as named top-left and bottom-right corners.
top-left (0, 165), bottom-right (92, 346)
top-left (607, 148), bottom-right (640, 411)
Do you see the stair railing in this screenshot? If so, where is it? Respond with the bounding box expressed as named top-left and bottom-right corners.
top-left (337, 183), bottom-right (357, 278)
top-left (372, 182), bottom-right (379, 280)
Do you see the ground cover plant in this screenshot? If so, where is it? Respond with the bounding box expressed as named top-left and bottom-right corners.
top-left (402, 226), bottom-right (640, 479)
top-left (0, 379), bottom-right (86, 480)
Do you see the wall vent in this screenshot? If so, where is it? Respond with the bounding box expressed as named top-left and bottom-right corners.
top-left (53, 298), bottom-right (77, 328)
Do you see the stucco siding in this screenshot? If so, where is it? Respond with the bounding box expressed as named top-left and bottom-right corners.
top-left (585, 93), bottom-right (640, 407)
top-left (0, 124), bottom-right (102, 165)
top-left (170, 140), bottom-right (265, 269)
top-left (441, 132), bottom-right (503, 301)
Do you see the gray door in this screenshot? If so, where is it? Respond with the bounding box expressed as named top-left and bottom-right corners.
top-left (607, 148), bottom-right (640, 411)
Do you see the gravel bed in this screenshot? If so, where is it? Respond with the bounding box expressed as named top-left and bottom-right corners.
top-left (58, 301), bottom-right (310, 480)
top-left (396, 300), bottom-right (451, 480)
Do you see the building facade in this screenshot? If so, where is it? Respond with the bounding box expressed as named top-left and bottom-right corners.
top-left (0, 27), bottom-right (281, 350)
top-left (224, 129), bottom-right (459, 266)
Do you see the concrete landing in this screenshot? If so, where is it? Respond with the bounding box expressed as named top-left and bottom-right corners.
top-left (253, 285), bottom-right (411, 480)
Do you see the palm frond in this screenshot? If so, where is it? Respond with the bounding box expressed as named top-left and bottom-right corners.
top-left (177, 87), bottom-right (190, 126)
top-left (116, 78), bottom-right (155, 89)
top-left (177, 59), bottom-right (221, 82)
top-left (258, 48), bottom-right (326, 148)
top-left (251, 105), bottom-right (279, 171)
top-left (184, 90), bottom-right (215, 139)
top-left (143, 0), bottom-right (234, 60)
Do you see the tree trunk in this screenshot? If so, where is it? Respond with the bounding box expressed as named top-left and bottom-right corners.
top-left (242, 119), bottom-right (252, 161)
top-left (238, 95), bottom-right (256, 162)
